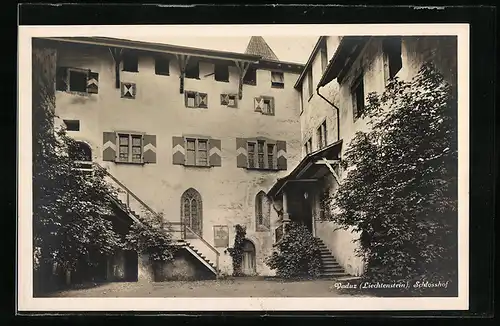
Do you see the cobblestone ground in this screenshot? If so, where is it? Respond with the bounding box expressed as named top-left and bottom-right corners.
top-left (48, 277), bottom-right (371, 298)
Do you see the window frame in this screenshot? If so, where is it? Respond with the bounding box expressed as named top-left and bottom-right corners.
top-left (316, 119), bottom-right (328, 149)
top-left (271, 71), bottom-right (285, 89)
top-left (115, 132), bottom-right (145, 164)
top-left (183, 136), bottom-right (211, 167)
top-left (185, 91), bottom-right (208, 109)
top-left (307, 68), bottom-right (314, 100)
top-left (154, 55), bottom-right (170, 76)
top-left (214, 63), bottom-right (229, 82)
top-left (67, 67), bottom-right (90, 93)
top-left (185, 60), bottom-right (200, 79)
top-left (63, 119), bottom-right (80, 131)
top-left (351, 74), bottom-right (365, 120)
top-left (260, 96), bottom-right (275, 116)
top-left (243, 66), bottom-right (257, 86)
top-left (246, 139), bottom-right (277, 170)
top-left (382, 37), bottom-right (403, 83)
top-left (122, 52), bottom-right (139, 73)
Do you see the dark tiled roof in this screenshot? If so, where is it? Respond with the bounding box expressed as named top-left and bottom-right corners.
top-left (244, 36), bottom-right (279, 61)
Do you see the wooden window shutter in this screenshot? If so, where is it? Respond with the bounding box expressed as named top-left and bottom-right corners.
top-left (198, 92), bottom-right (208, 108)
top-left (172, 136), bottom-right (185, 165)
top-left (254, 97), bottom-right (263, 112)
top-left (236, 138), bottom-right (248, 168)
top-left (143, 134), bottom-right (157, 163)
top-left (103, 132), bottom-right (117, 161)
top-left (220, 94), bottom-right (229, 105)
top-left (209, 139), bottom-right (222, 167)
top-left (276, 140), bottom-right (287, 170)
top-left (56, 66), bottom-right (68, 91)
top-left (86, 71), bottom-right (99, 94)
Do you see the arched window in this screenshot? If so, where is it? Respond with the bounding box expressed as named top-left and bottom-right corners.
top-left (181, 188), bottom-right (203, 237)
top-left (255, 191), bottom-right (271, 231)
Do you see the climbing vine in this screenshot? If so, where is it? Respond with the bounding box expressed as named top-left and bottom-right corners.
top-left (226, 224), bottom-right (247, 276)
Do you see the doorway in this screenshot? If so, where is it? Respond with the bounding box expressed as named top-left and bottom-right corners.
top-left (241, 240), bottom-right (256, 275)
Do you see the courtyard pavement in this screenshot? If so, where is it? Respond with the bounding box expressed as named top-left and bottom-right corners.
top-left (48, 276), bottom-right (370, 297)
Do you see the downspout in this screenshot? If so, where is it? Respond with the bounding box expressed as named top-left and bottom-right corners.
top-left (316, 86), bottom-right (341, 142)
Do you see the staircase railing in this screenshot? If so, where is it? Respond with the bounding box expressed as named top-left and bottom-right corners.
top-left (94, 162), bottom-right (220, 276)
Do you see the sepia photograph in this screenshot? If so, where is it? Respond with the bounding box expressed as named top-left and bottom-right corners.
top-left (18, 23), bottom-right (470, 312)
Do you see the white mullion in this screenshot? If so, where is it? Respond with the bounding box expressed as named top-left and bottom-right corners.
top-left (128, 134), bottom-right (132, 163)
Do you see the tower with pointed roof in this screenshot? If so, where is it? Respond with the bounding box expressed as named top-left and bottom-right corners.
top-left (244, 36), bottom-right (279, 61)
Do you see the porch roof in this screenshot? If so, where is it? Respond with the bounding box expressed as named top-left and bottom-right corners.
top-left (267, 139), bottom-right (343, 198)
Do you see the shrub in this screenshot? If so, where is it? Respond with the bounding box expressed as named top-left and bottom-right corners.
top-left (265, 222), bottom-right (321, 279)
top-left (225, 224), bottom-right (246, 276)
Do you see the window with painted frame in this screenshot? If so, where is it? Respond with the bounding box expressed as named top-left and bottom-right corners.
top-left (271, 71), bottom-right (284, 89)
top-left (317, 120), bottom-right (327, 149)
top-left (116, 132), bottom-right (144, 164)
top-left (185, 137), bottom-right (210, 167)
top-left (246, 139), bottom-right (277, 170)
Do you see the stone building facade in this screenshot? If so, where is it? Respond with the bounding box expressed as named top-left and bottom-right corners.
top-left (33, 34), bottom-right (457, 282)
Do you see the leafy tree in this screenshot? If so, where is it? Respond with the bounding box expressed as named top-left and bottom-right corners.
top-left (265, 222), bottom-right (322, 279)
top-left (327, 62), bottom-right (458, 290)
top-left (32, 54), bottom-right (124, 292)
top-left (225, 224), bottom-right (247, 276)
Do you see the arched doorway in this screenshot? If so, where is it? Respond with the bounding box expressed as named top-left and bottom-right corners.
top-left (241, 239), bottom-right (256, 275)
top-left (181, 188), bottom-right (203, 238)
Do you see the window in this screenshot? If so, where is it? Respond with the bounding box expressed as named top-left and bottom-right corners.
top-left (185, 138), bottom-right (210, 167)
top-left (122, 52), bottom-right (138, 72)
top-left (185, 91), bottom-right (208, 108)
top-left (246, 139), bottom-right (276, 170)
top-left (255, 191), bottom-right (271, 231)
top-left (317, 120), bottom-right (327, 149)
top-left (214, 64), bottom-right (229, 82)
top-left (221, 94), bottom-right (238, 108)
top-left (68, 68), bottom-right (88, 92)
top-left (299, 91), bottom-right (304, 114)
top-left (351, 75), bottom-right (365, 120)
top-left (255, 96), bottom-right (275, 116)
top-left (305, 137), bottom-right (313, 155)
top-left (382, 37), bottom-right (402, 81)
top-left (185, 60), bottom-right (199, 79)
top-left (271, 71), bottom-right (284, 88)
top-left (63, 120), bottom-right (80, 131)
top-left (56, 67), bottom-right (99, 94)
top-left (117, 133), bottom-right (144, 164)
top-left (321, 48), bottom-right (328, 73)
top-left (307, 69), bottom-right (314, 99)
top-left (243, 66), bottom-right (257, 85)
top-left (181, 188), bottom-right (203, 237)
top-left (155, 56), bottom-right (170, 75)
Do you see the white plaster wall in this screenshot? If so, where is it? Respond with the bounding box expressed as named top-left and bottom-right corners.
top-left (54, 42), bottom-right (303, 276)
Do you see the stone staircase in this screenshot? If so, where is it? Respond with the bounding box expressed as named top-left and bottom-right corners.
top-left (315, 237), bottom-right (350, 279)
top-left (96, 163), bottom-right (220, 278)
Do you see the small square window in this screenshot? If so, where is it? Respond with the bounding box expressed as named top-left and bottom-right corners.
top-left (186, 93), bottom-right (196, 108)
top-left (122, 52), bottom-right (139, 72)
top-left (185, 61), bottom-right (199, 79)
top-left (228, 95), bottom-right (237, 107)
top-left (271, 71), bottom-right (284, 89)
top-left (155, 56), bottom-right (170, 75)
top-left (214, 64), bottom-right (229, 82)
top-left (63, 120), bottom-right (80, 131)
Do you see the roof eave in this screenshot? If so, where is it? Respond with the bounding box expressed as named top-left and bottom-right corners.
top-left (41, 37), bottom-right (262, 63)
top-left (293, 36), bottom-right (327, 90)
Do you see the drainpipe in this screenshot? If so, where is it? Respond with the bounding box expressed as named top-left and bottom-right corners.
top-left (316, 86), bottom-right (341, 142)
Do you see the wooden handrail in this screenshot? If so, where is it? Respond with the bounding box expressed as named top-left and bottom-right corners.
top-left (94, 162), bottom-right (161, 220)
